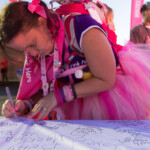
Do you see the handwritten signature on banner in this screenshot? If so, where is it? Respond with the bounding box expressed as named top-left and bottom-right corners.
top-left (0, 118), bottom-right (150, 150)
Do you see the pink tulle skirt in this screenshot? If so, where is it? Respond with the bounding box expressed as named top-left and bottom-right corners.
top-left (55, 42), bottom-right (150, 120)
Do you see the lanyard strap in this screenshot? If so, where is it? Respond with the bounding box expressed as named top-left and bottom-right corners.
top-left (50, 42), bottom-right (62, 91)
top-left (40, 42), bottom-right (61, 93)
top-left (53, 42), bottom-right (61, 79)
top-left (41, 55), bottom-right (49, 96)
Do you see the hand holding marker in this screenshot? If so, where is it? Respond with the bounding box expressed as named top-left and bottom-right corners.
top-left (6, 87), bottom-right (17, 119)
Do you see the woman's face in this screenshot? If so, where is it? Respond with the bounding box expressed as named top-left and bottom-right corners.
top-left (6, 18), bottom-right (55, 57)
top-left (142, 8), bottom-right (150, 24)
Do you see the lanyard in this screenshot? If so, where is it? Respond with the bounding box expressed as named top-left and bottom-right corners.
top-left (53, 42), bottom-right (61, 79)
top-left (41, 55), bottom-right (49, 96)
top-left (40, 42), bottom-right (61, 94)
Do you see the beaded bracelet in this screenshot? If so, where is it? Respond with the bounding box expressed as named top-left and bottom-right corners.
top-left (19, 99), bottom-right (32, 114)
top-left (23, 98), bottom-right (34, 112)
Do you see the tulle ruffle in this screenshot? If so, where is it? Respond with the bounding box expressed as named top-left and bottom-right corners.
top-left (55, 42), bottom-right (150, 120)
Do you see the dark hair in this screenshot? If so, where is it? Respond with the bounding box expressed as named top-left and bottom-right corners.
top-left (140, 3), bottom-right (150, 13)
top-left (141, 4), bottom-right (147, 13)
top-left (0, 1), bottom-right (59, 63)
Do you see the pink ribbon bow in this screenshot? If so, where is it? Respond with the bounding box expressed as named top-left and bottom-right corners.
top-left (28, 0), bottom-right (47, 18)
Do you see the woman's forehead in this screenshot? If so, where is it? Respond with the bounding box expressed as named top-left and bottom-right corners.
top-left (6, 30), bottom-right (34, 50)
top-left (6, 35), bottom-right (26, 50)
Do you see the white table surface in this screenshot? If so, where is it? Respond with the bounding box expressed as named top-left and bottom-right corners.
top-left (0, 117), bottom-right (150, 150)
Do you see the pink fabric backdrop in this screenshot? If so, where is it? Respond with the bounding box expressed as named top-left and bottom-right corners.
top-left (130, 0), bottom-right (144, 29)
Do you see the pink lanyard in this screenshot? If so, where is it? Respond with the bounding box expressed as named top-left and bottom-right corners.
top-left (41, 55), bottom-right (49, 96)
top-left (41, 42), bottom-right (61, 94)
top-left (51, 42), bottom-right (62, 91)
top-left (41, 41), bottom-right (62, 94)
top-left (53, 42), bottom-right (61, 80)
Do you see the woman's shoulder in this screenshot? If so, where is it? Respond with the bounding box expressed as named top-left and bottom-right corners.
top-left (63, 13), bottom-right (105, 53)
top-left (63, 14), bottom-right (103, 35)
top-left (74, 14), bottom-right (101, 25)
top-left (63, 13), bottom-right (101, 24)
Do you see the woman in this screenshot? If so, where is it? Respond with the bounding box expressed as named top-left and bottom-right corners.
top-left (1, 0), bottom-right (150, 120)
top-left (104, 4), bottom-right (115, 32)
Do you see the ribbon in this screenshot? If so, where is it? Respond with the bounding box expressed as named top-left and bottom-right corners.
top-left (28, 0), bottom-right (47, 18)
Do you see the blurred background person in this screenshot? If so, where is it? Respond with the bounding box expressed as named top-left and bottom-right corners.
top-left (130, 2), bottom-right (150, 44)
top-left (104, 3), bottom-right (116, 32)
top-left (96, 1), bottom-right (122, 53)
top-left (0, 57), bottom-right (8, 83)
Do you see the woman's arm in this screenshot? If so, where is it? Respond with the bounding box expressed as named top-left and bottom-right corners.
top-left (27, 26), bottom-right (116, 121)
top-left (74, 27), bottom-right (116, 98)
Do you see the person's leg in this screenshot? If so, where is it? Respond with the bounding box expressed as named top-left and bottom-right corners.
top-left (3, 70), bottom-right (8, 82)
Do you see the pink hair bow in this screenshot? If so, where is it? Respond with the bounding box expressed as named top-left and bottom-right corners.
top-left (28, 0), bottom-right (47, 18)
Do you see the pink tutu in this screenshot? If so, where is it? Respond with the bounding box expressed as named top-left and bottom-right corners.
top-left (55, 42), bottom-right (150, 120)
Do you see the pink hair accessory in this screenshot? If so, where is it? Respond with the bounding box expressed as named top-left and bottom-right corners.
top-left (28, 0), bottom-right (47, 19)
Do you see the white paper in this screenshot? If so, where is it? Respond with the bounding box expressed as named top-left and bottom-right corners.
top-left (0, 118), bottom-right (150, 150)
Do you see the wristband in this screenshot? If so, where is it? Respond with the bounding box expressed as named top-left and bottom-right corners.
top-left (63, 85), bottom-right (74, 102)
top-left (54, 85), bottom-right (77, 106)
top-left (23, 99), bottom-right (33, 111)
top-left (71, 84), bottom-right (77, 99)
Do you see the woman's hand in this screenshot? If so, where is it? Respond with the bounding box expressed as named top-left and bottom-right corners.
top-left (2, 99), bottom-right (29, 118)
top-left (28, 92), bottom-right (57, 121)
